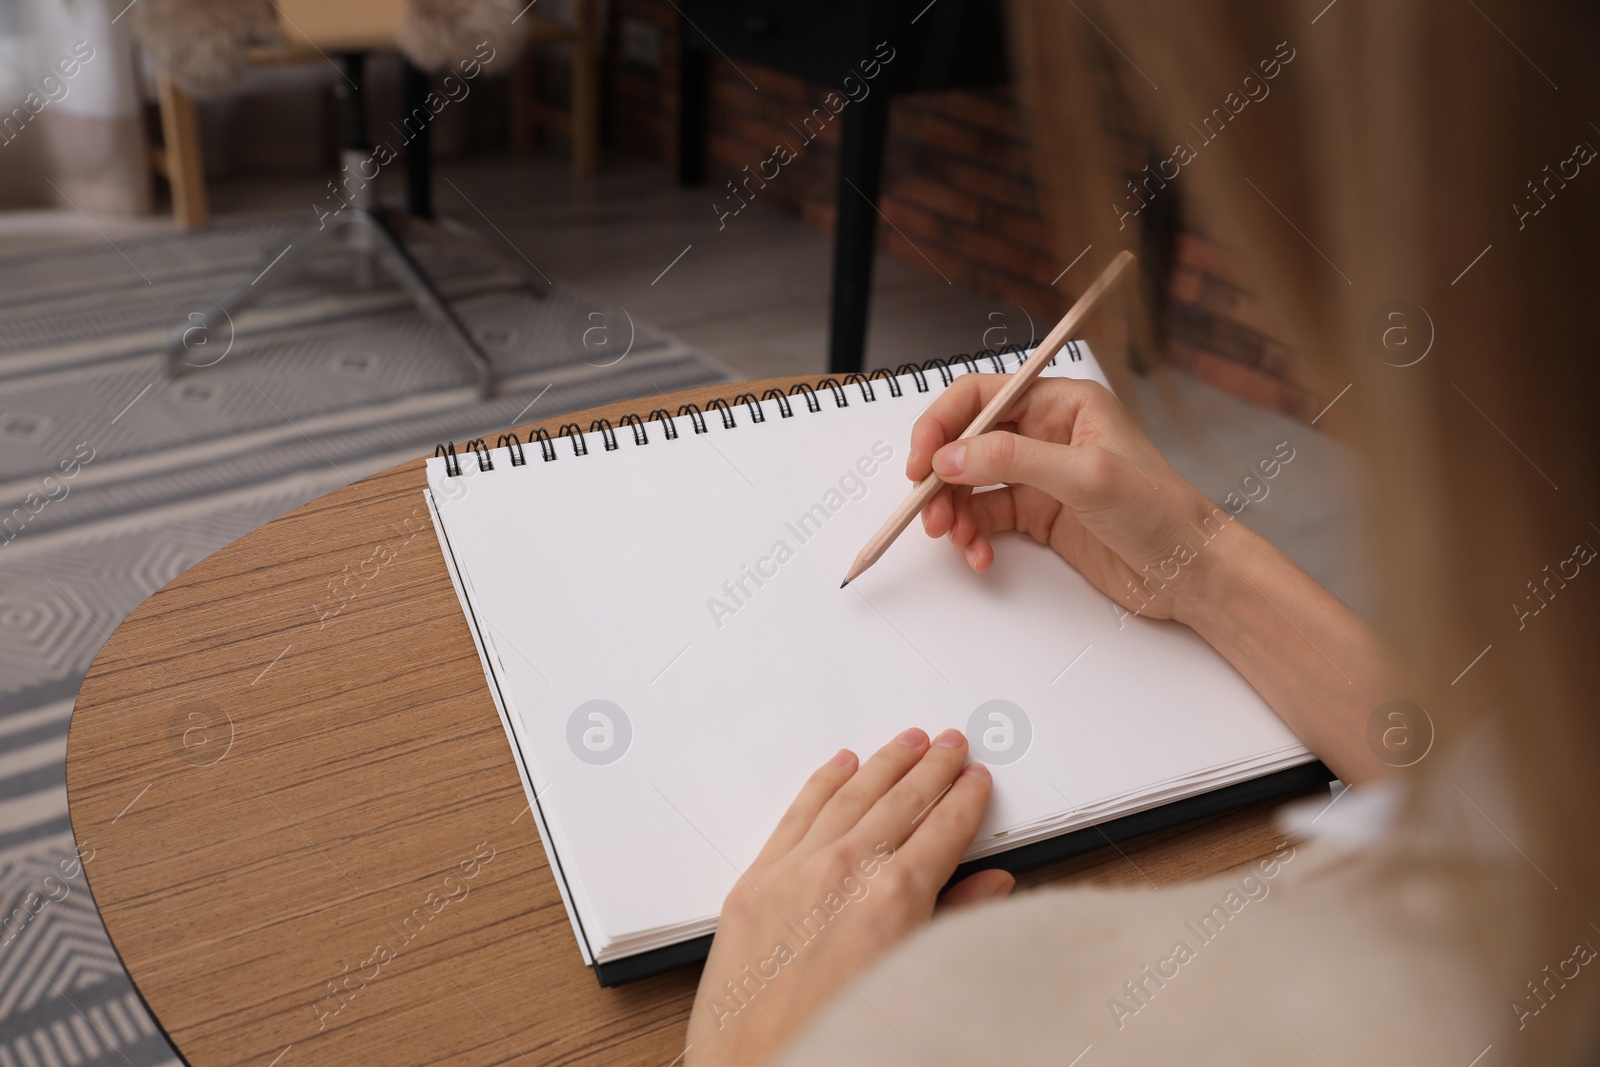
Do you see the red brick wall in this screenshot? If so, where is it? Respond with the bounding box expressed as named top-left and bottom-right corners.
top-left (605, 0), bottom-right (1319, 422)
top-left (607, 2), bottom-right (1063, 312)
top-left (1166, 235), bottom-right (1321, 421)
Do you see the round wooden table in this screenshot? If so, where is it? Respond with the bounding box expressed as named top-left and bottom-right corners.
top-left (66, 375), bottom-right (1313, 1066)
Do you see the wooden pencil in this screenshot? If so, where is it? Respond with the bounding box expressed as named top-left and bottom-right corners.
top-left (840, 249), bottom-right (1137, 587)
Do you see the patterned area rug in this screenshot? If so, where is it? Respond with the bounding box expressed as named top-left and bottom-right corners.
top-left (0, 215), bottom-right (730, 1065)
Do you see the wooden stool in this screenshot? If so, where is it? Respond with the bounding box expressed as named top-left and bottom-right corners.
top-left (152, 71), bottom-right (209, 230)
top-left (147, 0), bottom-right (409, 230)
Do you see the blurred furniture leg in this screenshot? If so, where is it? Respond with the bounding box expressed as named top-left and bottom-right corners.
top-left (402, 58), bottom-right (432, 217)
top-left (828, 94), bottom-right (890, 376)
top-left (571, 0), bottom-right (600, 176)
top-left (674, 0), bottom-right (1012, 374)
top-left (675, 19), bottom-right (706, 187)
top-left (400, 55), bottom-right (552, 291)
top-left (509, 0), bottom-right (601, 176)
top-left (154, 70), bottom-right (209, 230)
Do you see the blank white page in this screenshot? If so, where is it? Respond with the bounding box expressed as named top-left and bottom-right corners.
top-left (425, 349), bottom-right (1309, 959)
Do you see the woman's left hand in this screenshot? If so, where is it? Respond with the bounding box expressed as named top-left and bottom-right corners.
top-left (684, 728), bottom-right (1015, 1067)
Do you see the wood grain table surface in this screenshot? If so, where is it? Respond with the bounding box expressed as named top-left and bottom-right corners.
top-left (64, 374), bottom-right (1318, 1067)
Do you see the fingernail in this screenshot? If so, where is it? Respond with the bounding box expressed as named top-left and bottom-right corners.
top-left (897, 727), bottom-right (927, 747)
top-left (933, 443), bottom-right (966, 477)
top-left (828, 748), bottom-right (855, 766)
top-left (935, 728), bottom-right (965, 749)
top-left (964, 543), bottom-right (980, 568)
top-left (961, 761), bottom-right (991, 777)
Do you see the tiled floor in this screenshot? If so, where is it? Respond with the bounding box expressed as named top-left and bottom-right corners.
top-left (348, 152), bottom-right (1022, 379)
top-left (1, 148), bottom-right (1370, 614)
top-left (1, 150), bottom-right (1036, 380)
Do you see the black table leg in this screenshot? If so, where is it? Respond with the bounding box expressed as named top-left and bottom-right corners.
top-left (402, 60), bottom-right (432, 218)
top-left (677, 32), bottom-right (707, 186)
top-left (828, 93), bottom-right (889, 374)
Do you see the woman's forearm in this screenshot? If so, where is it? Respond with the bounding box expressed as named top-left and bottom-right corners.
top-left (1175, 518), bottom-right (1394, 786)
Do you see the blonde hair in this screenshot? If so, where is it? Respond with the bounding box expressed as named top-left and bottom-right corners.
top-left (1010, 1), bottom-right (1600, 1059)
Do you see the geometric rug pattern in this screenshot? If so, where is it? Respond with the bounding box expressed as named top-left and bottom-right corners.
top-left (0, 214), bottom-right (730, 1064)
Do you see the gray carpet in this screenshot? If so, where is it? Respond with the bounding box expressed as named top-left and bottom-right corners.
top-left (0, 215), bottom-right (729, 1066)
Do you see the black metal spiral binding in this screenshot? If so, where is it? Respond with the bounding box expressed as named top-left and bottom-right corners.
top-left (817, 377), bottom-right (849, 408)
top-left (648, 408), bottom-right (679, 439)
top-left (431, 340), bottom-right (1056, 475)
top-left (434, 442), bottom-right (461, 476)
top-left (841, 372), bottom-right (875, 403)
top-left (705, 397), bottom-right (737, 430)
top-left (732, 392), bottom-right (766, 423)
top-left (497, 432), bottom-right (527, 466)
top-left (590, 418), bottom-right (620, 451)
top-left (677, 402), bottom-right (708, 434)
top-left (896, 363), bottom-right (930, 393)
top-left (558, 423), bottom-right (588, 456)
top-left (788, 382), bottom-right (821, 413)
top-left (620, 413), bottom-right (649, 446)
top-left (533, 427), bottom-right (557, 461)
top-left (762, 388), bottom-right (793, 418)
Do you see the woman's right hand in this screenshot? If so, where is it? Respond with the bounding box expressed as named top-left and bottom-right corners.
top-left (907, 373), bottom-right (1230, 626)
top-left (911, 371), bottom-right (1395, 787)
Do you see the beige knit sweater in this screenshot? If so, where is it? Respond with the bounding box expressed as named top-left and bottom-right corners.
top-left (775, 756), bottom-right (1535, 1066)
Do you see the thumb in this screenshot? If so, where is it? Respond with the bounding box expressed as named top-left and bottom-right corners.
top-left (932, 431), bottom-right (1120, 511)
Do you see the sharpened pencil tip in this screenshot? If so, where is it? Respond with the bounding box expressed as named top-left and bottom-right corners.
top-left (839, 579), bottom-right (849, 589)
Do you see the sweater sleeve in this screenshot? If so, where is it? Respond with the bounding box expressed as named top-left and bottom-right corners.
top-left (772, 836), bottom-right (1515, 1067)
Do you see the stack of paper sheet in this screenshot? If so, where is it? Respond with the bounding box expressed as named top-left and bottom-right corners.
top-left (425, 345), bottom-right (1315, 970)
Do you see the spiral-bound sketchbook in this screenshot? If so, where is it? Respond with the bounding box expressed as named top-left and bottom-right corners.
top-left (424, 344), bottom-right (1327, 986)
